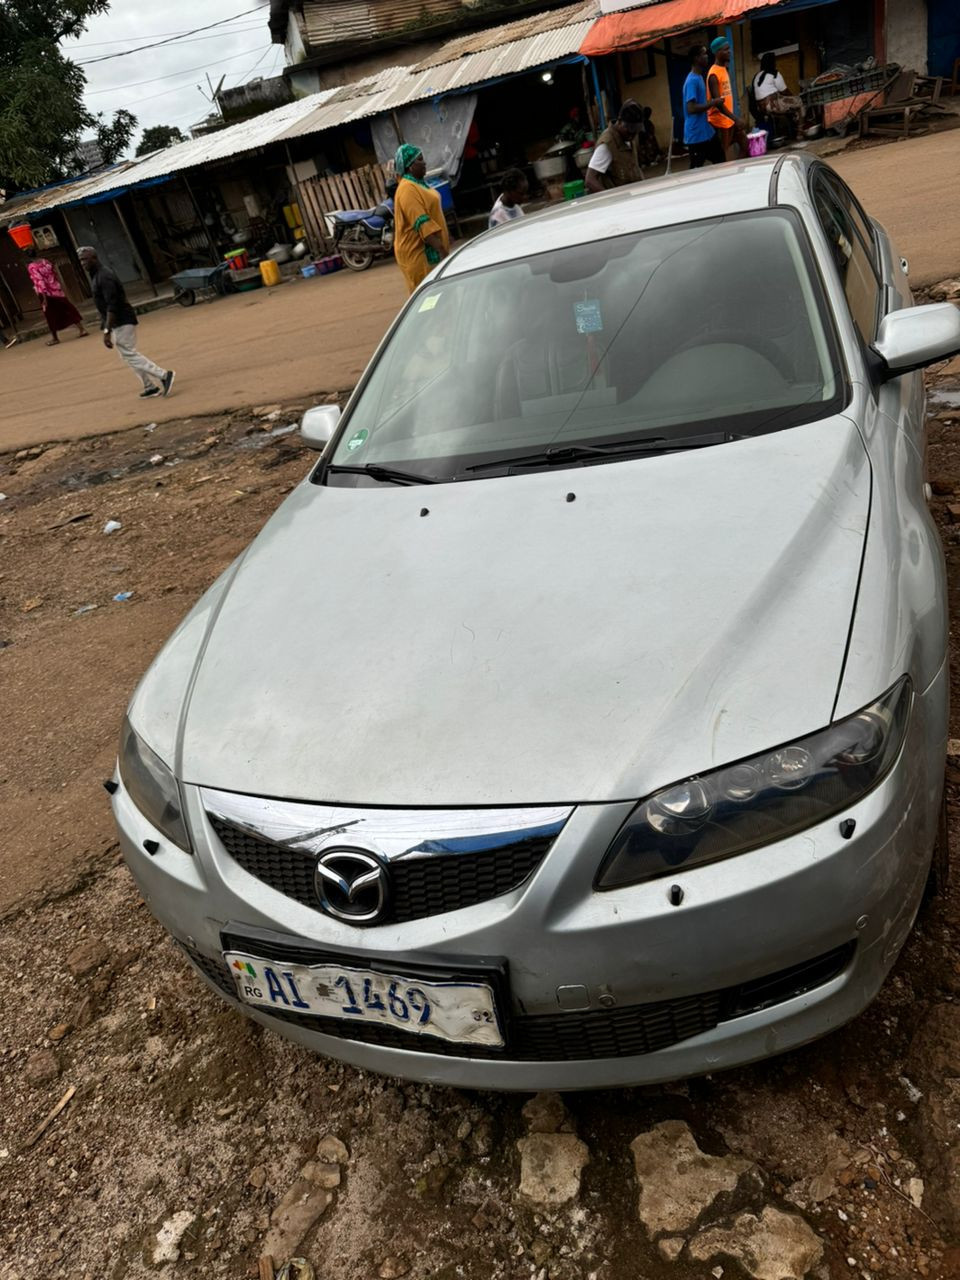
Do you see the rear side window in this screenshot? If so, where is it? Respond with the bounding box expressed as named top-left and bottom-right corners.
top-left (812, 170), bottom-right (881, 346)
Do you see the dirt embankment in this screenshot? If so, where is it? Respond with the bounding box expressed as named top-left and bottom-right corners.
top-left (4, 367), bottom-right (960, 1279)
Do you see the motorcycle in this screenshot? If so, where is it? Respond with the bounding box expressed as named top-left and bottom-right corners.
top-left (332, 187), bottom-right (395, 272)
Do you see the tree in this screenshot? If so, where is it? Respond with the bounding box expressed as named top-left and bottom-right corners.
top-left (96, 107), bottom-right (136, 165)
top-left (135, 124), bottom-right (186, 157)
top-left (0, 1), bottom-right (137, 189)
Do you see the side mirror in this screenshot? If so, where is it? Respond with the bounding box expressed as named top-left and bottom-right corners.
top-left (300, 404), bottom-right (341, 451)
top-left (872, 302), bottom-right (960, 381)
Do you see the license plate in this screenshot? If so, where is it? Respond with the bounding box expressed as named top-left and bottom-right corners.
top-left (223, 952), bottom-right (504, 1048)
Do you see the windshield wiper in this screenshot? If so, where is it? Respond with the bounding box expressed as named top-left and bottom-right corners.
top-left (464, 432), bottom-right (733, 474)
top-left (326, 463), bottom-right (438, 485)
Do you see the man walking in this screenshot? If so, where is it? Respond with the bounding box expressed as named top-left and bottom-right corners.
top-left (684, 44), bottom-right (725, 168)
top-left (707, 36), bottom-right (747, 162)
top-left (585, 101), bottom-right (644, 193)
top-left (78, 246), bottom-right (174, 399)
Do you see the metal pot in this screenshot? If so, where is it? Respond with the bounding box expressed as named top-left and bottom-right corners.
top-left (533, 155), bottom-right (566, 181)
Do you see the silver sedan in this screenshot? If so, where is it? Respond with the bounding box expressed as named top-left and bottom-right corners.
top-left (111, 154), bottom-right (960, 1089)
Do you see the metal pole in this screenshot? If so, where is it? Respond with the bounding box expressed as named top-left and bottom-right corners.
top-left (112, 199), bottom-right (158, 298)
top-left (726, 24), bottom-right (740, 113)
top-left (589, 59), bottom-right (607, 130)
top-left (182, 173), bottom-right (219, 265)
top-left (59, 210), bottom-right (92, 302)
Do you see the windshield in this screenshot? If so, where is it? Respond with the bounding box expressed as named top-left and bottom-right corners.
top-left (327, 210), bottom-right (842, 482)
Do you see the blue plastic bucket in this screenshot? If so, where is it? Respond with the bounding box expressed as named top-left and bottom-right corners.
top-left (428, 178), bottom-right (453, 211)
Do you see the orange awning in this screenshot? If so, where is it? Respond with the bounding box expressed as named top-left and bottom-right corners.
top-left (580, 0), bottom-right (785, 57)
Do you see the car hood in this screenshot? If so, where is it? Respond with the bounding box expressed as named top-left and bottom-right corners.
top-left (163, 415), bottom-right (870, 806)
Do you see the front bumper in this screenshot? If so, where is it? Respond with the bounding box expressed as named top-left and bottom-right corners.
top-left (112, 665), bottom-right (946, 1090)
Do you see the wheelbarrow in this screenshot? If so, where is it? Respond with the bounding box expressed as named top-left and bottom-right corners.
top-left (171, 261), bottom-right (235, 307)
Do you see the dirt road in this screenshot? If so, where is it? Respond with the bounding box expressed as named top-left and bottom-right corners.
top-left (831, 130), bottom-right (960, 287)
top-left (0, 264), bottom-right (407, 452)
top-left (1, 130), bottom-right (957, 458)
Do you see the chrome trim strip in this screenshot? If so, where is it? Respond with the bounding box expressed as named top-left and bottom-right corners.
top-left (200, 788), bottom-right (573, 862)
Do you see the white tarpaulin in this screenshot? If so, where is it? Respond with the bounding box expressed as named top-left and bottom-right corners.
top-left (371, 93), bottom-right (477, 182)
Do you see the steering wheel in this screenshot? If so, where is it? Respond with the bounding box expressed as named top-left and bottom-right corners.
top-left (673, 330), bottom-right (796, 382)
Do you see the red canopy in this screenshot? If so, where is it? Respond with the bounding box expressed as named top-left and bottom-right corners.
top-left (580, 0), bottom-right (784, 57)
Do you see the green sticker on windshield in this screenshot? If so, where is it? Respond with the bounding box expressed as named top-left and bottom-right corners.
top-left (346, 428), bottom-right (368, 452)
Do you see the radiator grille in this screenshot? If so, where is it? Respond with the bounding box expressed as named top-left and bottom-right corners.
top-left (209, 817), bottom-right (551, 924)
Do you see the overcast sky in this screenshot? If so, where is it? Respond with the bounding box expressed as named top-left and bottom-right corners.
top-left (61, 0), bottom-right (279, 151)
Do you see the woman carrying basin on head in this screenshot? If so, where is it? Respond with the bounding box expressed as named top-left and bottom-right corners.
top-left (392, 144), bottom-right (450, 294)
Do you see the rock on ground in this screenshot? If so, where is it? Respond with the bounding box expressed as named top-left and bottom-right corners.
top-left (316, 1134), bottom-right (349, 1164)
top-left (261, 1180), bottom-right (333, 1262)
top-left (378, 1258), bottom-right (410, 1279)
top-left (522, 1091), bottom-right (568, 1134)
top-left (629, 1120), bottom-right (754, 1236)
top-left (301, 1159), bottom-right (340, 1189)
top-left (66, 939), bottom-right (110, 978)
top-left (687, 1206), bottom-right (823, 1280)
top-left (517, 1133), bottom-right (589, 1206)
top-left (24, 1048), bottom-right (60, 1087)
top-left (657, 1236), bottom-right (686, 1262)
top-left (152, 1210), bottom-right (196, 1264)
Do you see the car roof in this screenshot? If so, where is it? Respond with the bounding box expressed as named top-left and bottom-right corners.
top-left (439, 154), bottom-right (816, 278)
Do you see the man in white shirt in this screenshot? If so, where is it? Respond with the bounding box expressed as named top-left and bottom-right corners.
top-left (489, 170), bottom-right (528, 228)
top-left (585, 101), bottom-right (644, 193)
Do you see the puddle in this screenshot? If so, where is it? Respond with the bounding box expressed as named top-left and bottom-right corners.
top-left (61, 456), bottom-right (182, 489)
top-left (234, 422), bottom-right (299, 451)
top-left (928, 388), bottom-right (960, 411)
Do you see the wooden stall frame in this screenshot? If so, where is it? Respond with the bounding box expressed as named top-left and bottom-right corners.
top-left (295, 162), bottom-right (393, 256)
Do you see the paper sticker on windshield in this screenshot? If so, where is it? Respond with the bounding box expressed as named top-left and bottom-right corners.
top-left (418, 293), bottom-right (440, 312)
top-left (346, 428), bottom-right (368, 452)
top-left (575, 299), bottom-right (603, 334)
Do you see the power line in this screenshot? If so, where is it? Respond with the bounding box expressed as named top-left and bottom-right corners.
top-left (77, 8), bottom-right (266, 65)
top-left (85, 43), bottom-right (272, 95)
top-left (70, 25), bottom-right (265, 51)
top-left (68, 20), bottom-right (264, 47)
top-left (227, 41), bottom-right (276, 88)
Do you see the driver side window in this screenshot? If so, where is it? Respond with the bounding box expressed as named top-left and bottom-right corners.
top-left (812, 172), bottom-right (881, 347)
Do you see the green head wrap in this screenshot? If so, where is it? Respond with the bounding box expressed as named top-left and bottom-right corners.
top-left (395, 143), bottom-right (427, 183)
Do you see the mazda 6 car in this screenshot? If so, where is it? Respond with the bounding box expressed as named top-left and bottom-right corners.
top-left (110, 154), bottom-right (960, 1089)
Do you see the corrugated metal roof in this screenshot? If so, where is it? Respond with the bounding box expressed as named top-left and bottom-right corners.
top-left (281, 2), bottom-right (599, 137)
top-left (303, 0), bottom-right (466, 50)
top-left (0, 3), bottom-right (599, 223)
top-left (275, 65), bottom-right (411, 142)
top-left (415, 0), bottom-right (597, 67)
top-left (0, 92), bottom-right (340, 224)
top-left (376, 8), bottom-right (597, 104)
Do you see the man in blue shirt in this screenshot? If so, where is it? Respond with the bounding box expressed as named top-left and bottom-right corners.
top-left (683, 44), bottom-right (725, 168)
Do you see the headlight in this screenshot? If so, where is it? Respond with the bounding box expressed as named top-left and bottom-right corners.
top-left (597, 678), bottom-right (911, 890)
top-left (118, 718), bottom-right (192, 853)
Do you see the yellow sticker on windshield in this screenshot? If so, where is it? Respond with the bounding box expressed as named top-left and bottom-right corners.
top-left (418, 294), bottom-right (440, 312)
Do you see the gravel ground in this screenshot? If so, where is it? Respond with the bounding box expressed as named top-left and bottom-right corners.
top-left (4, 361), bottom-right (960, 1280)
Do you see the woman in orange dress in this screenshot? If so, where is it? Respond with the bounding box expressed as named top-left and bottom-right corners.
top-left (392, 144), bottom-right (449, 294)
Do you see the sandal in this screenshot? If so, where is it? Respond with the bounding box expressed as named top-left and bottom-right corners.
top-left (45, 338), bottom-right (60, 346)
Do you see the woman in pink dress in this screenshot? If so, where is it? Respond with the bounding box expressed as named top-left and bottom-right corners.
top-left (24, 249), bottom-right (87, 345)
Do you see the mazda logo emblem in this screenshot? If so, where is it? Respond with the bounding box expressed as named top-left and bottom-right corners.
top-left (315, 848), bottom-right (389, 924)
